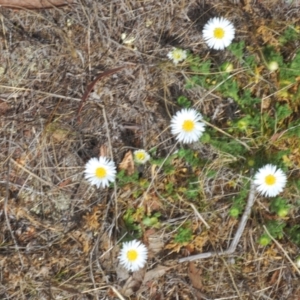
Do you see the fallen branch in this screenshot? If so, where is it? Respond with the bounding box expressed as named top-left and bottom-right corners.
top-left (0, 0), bottom-right (73, 9)
top-left (179, 180), bottom-right (256, 263)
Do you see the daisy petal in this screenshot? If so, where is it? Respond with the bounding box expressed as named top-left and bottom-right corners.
top-left (133, 149), bottom-right (150, 164)
top-left (118, 240), bottom-right (148, 272)
top-left (253, 164), bottom-right (287, 197)
top-left (202, 17), bottom-right (235, 50)
top-left (84, 156), bottom-right (116, 188)
top-left (167, 48), bottom-right (187, 65)
top-left (170, 108), bottom-right (205, 144)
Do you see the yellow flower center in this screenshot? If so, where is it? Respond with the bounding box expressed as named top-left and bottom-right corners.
top-left (127, 249), bottom-right (138, 262)
top-left (182, 120), bottom-right (195, 132)
top-left (173, 51), bottom-right (181, 60)
top-left (136, 152), bottom-right (145, 161)
top-left (265, 174), bottom-right (276, 186)
top-left (95, 167), bottom-right (107, 178)
top-left (214, 27), bottom-right (225, 39)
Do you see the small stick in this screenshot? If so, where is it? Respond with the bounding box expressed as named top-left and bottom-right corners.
top-left (11, 158), bottom-right (56, 189)
top-left (189, 202), bottom-right (210, 229)
top-left (263, 225), bottom-right (300, 276)
top-left (82, 285), bottom-right (126, 300)
top-left (77, 66), bottom-right (126, 123)
top-left (179, 180), bottom-right (256, 263)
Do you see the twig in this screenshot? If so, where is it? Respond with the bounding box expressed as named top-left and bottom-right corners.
top-left (263, 225), bottom-right (300, 276)
top-left (179, 180), bottom-right (256, 263)
top-left (10, 158), bottom-right (56, 189)
top-left (189, 202), bottom-right (210, 229)
top-left (82, 285), bottom-right (126, 300)
top-left (99, 103), bottom-right (119, 232)
top-left (76, 66), bottom-right (127, 123)
top-left (0, 85), bottom-right (81, 101)
top-left (201, 119), bottom-right (251, 151)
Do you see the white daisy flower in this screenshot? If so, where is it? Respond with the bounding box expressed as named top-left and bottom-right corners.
top-left (202, 17), bottom-right (235, 50)
top-left (167, 48), bottom-right (187, 65)
top-left (170, 108), bottom-right (205, 143)
top-left (118, 240), bottom-right (148, 272)
top-left (84, 156), bottom-right (116, 188)
top-left (253, 164), bottom-right (287, 197)
top-left (133, 149), bottom-right (150, 164)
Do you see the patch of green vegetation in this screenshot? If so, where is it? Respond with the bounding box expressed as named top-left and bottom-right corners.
top-left (229, 184), bottom-right (250, 218)
top-left (270, 197), bottom-right (290, 217)
top-left (177, 95), bottom-right (191, 108)
top-left (177, 147), bottom-right (202, 167)
top-left (286, 225), bottom-right (300, 246)
top-left (117, 19), bottom-right (300, 251)
top-left (279, 25), bottom-right (300, 45)
top-left (117, 170), bottom-right (139, 186)
top-left (123, 207), bottom-right (162, 239)
top-left (259, 220), bottom-right (286, 246)
top-left (174, 225), bottom-right (193, 244)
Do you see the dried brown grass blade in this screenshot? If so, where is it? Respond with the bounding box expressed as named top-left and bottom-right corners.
top-left (0, 0), bottom-right (73, 9)
top-left (77, 66), bottom-right (126, 123)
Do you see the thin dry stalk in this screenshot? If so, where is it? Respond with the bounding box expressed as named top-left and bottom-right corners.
top-left (263, 225), bottom-right (300, 276)
top-left (179, 180), bottom-right (256, 263)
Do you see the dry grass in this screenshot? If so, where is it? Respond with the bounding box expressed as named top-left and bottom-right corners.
top-left (1, 0), bottom-right (300, 299)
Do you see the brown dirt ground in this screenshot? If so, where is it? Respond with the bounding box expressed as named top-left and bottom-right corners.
top-left (1, 0), bottom-right (300, 299)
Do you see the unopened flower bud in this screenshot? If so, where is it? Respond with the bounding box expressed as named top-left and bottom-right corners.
top-left (268, 61), bottom-right (279, 72)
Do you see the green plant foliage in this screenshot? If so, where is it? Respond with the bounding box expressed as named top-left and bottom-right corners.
top-left (216, 75), bottom-right (239, 101)
top-left (244, 54), bottom-right (257, 69)
top-left (117, 21), bottom-right (300, 252)
top-left (117, 170), bottom-right (139, 186)
top-left (230, 184), bottom-right (250, 218)
top-left (275, 103), bottom-right (293, 124)
top-left (151, 155), bottom-right (176, 175)
top-left (258, 234), bottom-right (272, 246)
top-left (209, 137), bottom-right (247, 156)
top-left (177, 148), bottom-right (202, 167)
top-left (227, 41), bottom-right (245, 60)
top-left (200, 132), bottom-right (211, 143)
top-left (238, 90), bottom-right (261, 112)
top-left (286, 225), bottom-right (300, 246)
top-left (184, 177), bottom-right (201, 200)
top-left (177, 95), bottom-right (191, 108)
top-left (270, 197), bottom-right (290, 217)
top-left (279, 26), bottom-right (299, 45)
top-left (262, 45), bottom-right (283, 67)
top-left (185, 59), bottom-right (211, 88)
top-left (174, 226), bottom-right (193, 244)
top-left (266, 220), bottom-right (286, 239)
top-left (123, 208), bottom-right (143, 239)
top-left (258, 220), bottom-right (286, 246)
top-left (279, 50), bottom-right (300, 89)
top-left (142, 212), bottom-right (161, 228)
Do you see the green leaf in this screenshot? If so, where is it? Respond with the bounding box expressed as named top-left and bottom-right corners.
top-left (279, 26), bottom-right (299, 45)
top-left (275, 103), bottom-right (292, 123)
top-left (227, 41), bottom-right (245, 60)
top-left (262, 45), bottom-right (283, 66)
top-left (174, 226), bottom-right (193, 244)
top-left (209, 137), bottom-right (247, 156)
top-left (266, 220), bottom-right (286, 239)
top-left (143, 213), bottom-right (161, 228)
top-left (177, 96), bottom-right (191, 108)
